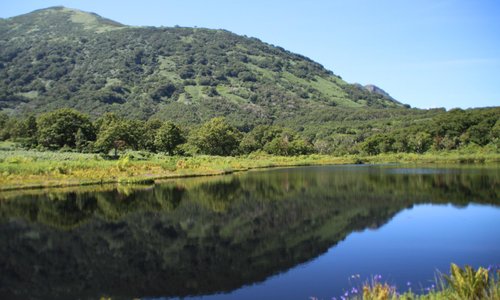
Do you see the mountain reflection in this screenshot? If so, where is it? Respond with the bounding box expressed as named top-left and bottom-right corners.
top-left (0, 165), bottom-right (498, 300)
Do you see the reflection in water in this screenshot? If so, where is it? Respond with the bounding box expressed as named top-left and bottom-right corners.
top-left (0, 165), bottom-right (498, 299)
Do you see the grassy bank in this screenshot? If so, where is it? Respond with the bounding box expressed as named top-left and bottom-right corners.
top-left (0, 150), bottom-right (352, 190)
top-left (329, 264), bottom-right (500, 300)
top-left (0, 148), bottom-right (498, 191)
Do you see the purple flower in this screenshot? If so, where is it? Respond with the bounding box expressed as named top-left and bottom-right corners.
top-left (407, 281), bottom-right (411, 286)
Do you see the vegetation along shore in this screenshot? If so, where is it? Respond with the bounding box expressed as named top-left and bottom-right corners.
top-left (0, 106), bottom-right (498, 191)
top-left (325, 264), bottom-right (500, 300)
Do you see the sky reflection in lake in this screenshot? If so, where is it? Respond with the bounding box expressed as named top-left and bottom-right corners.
top-left (187, 203), bottom-right (500, 300)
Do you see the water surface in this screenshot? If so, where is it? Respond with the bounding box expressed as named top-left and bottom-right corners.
top-left (0, 164), bottom-right (498, 299)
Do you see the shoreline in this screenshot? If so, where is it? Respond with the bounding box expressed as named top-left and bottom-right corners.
top-left (1, 151), bottom-right (498, 192)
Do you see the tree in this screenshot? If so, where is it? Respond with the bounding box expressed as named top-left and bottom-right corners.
top-left (491, 120), bottom-right (500, 148)
top-left (361, 135), bottom-right (382, 155)
top-left (154, 122), bottom-right (185, 155)
top-left (94, 112), bottom-right (120, 132)
top-left (151, 82), bottom-right (178, 101)
top-left (239, 134), bottom-right (260, 154)
top-left (37, 108), bottom-right (95, 149)
top-left (95, 121), bottom-right (130, 157)
top-left (467, 121), bottom-right (492, 146)
top-left (408, 132), bottom-right (432, 153)
top-left (75, 128), bottom-right (90, 152)
top-left (19, 115), bottom-right (38, 148)
top-left (264, 135), bottom-right (291, 156)
top-left (192, 117), bottom-right (241, 156)
top-left (95, 119), bottom-right (143, 157)
top-left (263, 133), bottom-right (314, 156)
top-left (239, 125), bottom-right (287, 154)
top-left (23, 115), bottom-right (38, 139)
top-left (0, 113), bottom-right (9, 140)
top-left (237, 71), bottom-right (257, 82)
top-left (141, 119), bottom-right (163, 152)
top-left (289, 139), bottom-right (314, 155)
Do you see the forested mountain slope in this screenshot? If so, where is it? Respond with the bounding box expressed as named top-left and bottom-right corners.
top-left (0, 6), bottom-right (404, 130)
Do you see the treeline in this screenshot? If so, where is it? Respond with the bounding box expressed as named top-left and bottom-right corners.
top-left (0, 108), bottom-right (314, 156)
top-left (0, 107), bottom-right (498, 157)
top-left (361, 108), bottom-right (499, 155)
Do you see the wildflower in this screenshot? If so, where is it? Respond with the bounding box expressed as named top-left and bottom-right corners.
top-left (407, 281), bottom-right (411, 286)
top-left (351, 287), bottom-right (358, 294)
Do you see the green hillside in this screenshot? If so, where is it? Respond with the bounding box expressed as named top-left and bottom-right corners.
top-left (0, 6), bottom-right (404, 130)
top-left (1, 7), bottom-right (498, 157)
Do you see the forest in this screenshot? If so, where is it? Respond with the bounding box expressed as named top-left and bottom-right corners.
top-left (0, 107), bottom-right (498, 157)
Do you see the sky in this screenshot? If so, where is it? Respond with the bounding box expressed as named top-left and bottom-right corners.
top-left (1, 0), bottom-right (499, 109)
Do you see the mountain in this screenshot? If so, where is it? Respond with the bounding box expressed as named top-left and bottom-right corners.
top-left (0, 7), bottom-right (406, 130)
top-left (354, 83), bottom-right (398, 102)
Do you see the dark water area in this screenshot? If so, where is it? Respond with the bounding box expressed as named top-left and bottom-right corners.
top-left (0, 164), bottom-right (498, 300)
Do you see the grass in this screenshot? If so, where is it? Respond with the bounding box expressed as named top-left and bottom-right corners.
top-left (0, 150), bottom-right (351, 190)
top-left (216, 85), bottom-right (248, 104)
top-left (184, 85), bottom-right (204, 101)
top-left (309, 75), bottom-right (361, 108)
top-left (0, 147), bottom-right (498, 191)
top-left (326, 264), bottom-right (500, 300)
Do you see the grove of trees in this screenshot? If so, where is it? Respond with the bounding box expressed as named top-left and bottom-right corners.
top-left (0, 107), bottom-right (498, 157)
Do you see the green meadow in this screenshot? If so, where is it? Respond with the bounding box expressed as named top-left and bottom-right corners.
top-left (1, 143), bottom-right (498, 191)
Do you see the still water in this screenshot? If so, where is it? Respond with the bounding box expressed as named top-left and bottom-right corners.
top-left (0, 165), bottom-right (498, 299)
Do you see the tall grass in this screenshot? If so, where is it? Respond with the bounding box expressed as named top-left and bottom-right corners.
top-left (0, 150), bottom-right (355, 190)
top-left (442, 264), bottom-right (494, 299)
top-left (338, 264), bottom-right (499, 300)
top-left (0, 148), bottom-right (498, 191)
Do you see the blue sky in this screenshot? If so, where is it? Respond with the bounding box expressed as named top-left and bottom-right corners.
top-left (1, 0), bottom-right (499, 109)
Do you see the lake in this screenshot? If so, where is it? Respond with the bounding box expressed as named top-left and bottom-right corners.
top-left (0, 164), bottom-right (498, 299)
